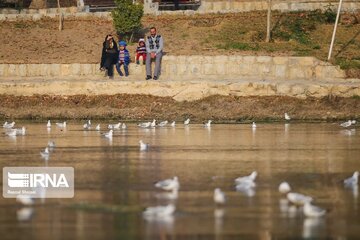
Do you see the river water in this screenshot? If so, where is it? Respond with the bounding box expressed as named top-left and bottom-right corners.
top-left (0, 122), bottom-right (359, 239)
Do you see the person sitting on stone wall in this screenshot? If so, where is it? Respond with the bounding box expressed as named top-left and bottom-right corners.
top-left (145, 27), bottom-right (164, 80)
top-left (135, 38), bottom-right (147, 65)
top-left (100, 34), bottom-right (119, 79)
top-left (116, 41), bottom-right (130, 77)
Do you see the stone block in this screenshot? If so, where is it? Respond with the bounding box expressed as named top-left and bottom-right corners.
top-left (298, 57), bottom-right (315, 66)
top-left (61, 64), bottom-right (71, 76)
top-left (274, 65), bottom-right (287, 79)
top-left (203, 63), bottom-right (216, 75)
top-left (40, 64), bottom-right (50, 76)
top-left (215, 64), bottom-right (226, 75)
top-left (273, 56), bottom-right (288, 65)
top-left (189, 64), bottom-right (202, 75)
top-left (32, 14), bottom-right (42, 21)
top-left (242, 56), bottom-right (256, 64)
top-left (289, 67), bottom-right (305, 80)
top-left (8, 64), bottom-right (17, 77)
top-left (50, 64), bottom-right (61, 76)
top-left (71, 63), bottom-right (81, 75)
top-left (19, 64), bottom-right (27, 77)
top-left (256, 56), bottom-right (272, 63)
top-left (0, 64), bottom-right (5, 77)
top-left (213, 55), bottom-right (228, 63)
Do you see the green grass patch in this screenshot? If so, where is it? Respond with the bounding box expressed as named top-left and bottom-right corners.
top-left (335, 58), bottom-right (360, 70)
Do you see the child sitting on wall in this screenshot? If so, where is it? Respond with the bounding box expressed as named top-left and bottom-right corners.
top-left (135, 38), bottom-right (146, 65)
top-left (116, 41), bottom-right (130, 77)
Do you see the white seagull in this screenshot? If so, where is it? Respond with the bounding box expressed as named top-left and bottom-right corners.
top-left (155, 176), bottom-right (180, 191)
top-left (150, 119), bottom-right (156, 128)
top-left (279, 182), bottom-right (291, 194)
top-left (143, 204), bottom-right (175, 217)
top-left (285, 113), bottom-right (291, 121)
top-left (40, 147), bottom-right (50, 159)
top-left (139, 140), bottom-right (149, 151)
top-left (204, 120), bottom-right (212, 127)
top-left (214, 188), bottom-right (226, 204)
top-left (83, 120), bottom-right (91, 130)
top-left (340, 120), bottom-right (352, 128)
top-left (122, 123), bottom-right (127, 129)
top-left (3, 121), bottom-right (15, 129)
top-left (102, 130), bottom-right (113, 139)
top-left (46, 120), bottom-right (51, 128)
top-left (287, 192), bottom-right (313, 206)
top-left (158, 120), bottom-right (168, 127)
top-left (95, 124), bottom-right (101, 131)
top-left (235, 171), bottom-right (257, 184)
top-left (138, 121), bottom-right (151, 128)
top-left (252, 122), bottom-right (257, 129)
top-left (170, 121), bottom-right (176, 127)
top-left (344, 171), bottom-right (359, 186)
top-left (108, 122), bottom-right (121, 129)
top-left (184, 118), bottom-right (190, 125)
top-left (56, 121), bottom-right (66, 128)
top-left (303, 202), bottom-right (326, 218)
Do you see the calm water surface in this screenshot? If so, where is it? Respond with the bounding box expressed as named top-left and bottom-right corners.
top-left (0, 122), bottom-right (359, 239)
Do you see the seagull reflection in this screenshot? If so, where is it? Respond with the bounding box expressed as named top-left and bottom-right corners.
top-left (214, 208), bottom-right (225, 239)
top-left (17, 207), bottom-right (34, 221)
top-left (279, 198), bottom-right (289, 217)
top-left (302, 217), bottom-right (324, 239)
top-left (155, 189), bottom-right (178, 201)
top-left (144, 214), bottom-right (175, 238)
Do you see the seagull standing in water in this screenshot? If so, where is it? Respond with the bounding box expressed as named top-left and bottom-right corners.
top-left (184, 118), bottom-right (190, 125)
top-left (158, 120), bottom-right (168, 127)
top-left (340, 120), bottom-right (352, 128)
top-left (214, 188), bottom-right (226, 205)
top-left (252, 122), bottom-right (257, 129)
top-left (170, 121), bottom-right (176, 127)
top-left (95, 124), bottom-right (101, 131)
top-left (285, 113), bottom-right (291, 121)
top-left (279, 182), bottom-right (291, 194)
top-left (204, 120), bottom-right (212, 127)
top-left (303, 202), bottom-right (326, 217)
top-left (102, 130), bottom-right (113, 139)
top-left (46, 120), bottom-right (51, 128)
top-left (150, 119), bottom-right (156, 128)
top-left (3, 121), bottom-right (15, 129)
top-left (139, 140), bottom-right (149, 151)
top-left (235, 171), bottom-right (257, 184)
top-left (344, 171), bottom-right (359, 186)
top-left (287, 192), bottom-right (313, 206)
top-left (56, 121), bottom-right (66, 128)
top-left (155, 176), bottom-right (180, 191)
top-left (40, 147), bottom-right (50, 159)
top-left (83, 120), bottom-right (91, 130)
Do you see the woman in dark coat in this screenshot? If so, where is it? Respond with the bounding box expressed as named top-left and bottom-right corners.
top-left (100, 34), bottom-right (119, 79)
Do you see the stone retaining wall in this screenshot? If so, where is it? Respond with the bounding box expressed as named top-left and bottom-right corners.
top-left (198, 0), bottom-right (360, 14)
top-left (1, 78), bottom-right (359, 101)
top-left (0, 56), bottom-right (345, 81)
top-left (0, 0), bottom-right (359, 20)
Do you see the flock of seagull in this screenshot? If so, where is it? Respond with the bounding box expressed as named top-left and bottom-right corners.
top-left (142, 170), bottom-right (359, 220)
top-left (2, 112), bottom-right (358, 223)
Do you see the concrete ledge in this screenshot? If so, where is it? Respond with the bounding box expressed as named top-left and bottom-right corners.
top-left (0, 77), bottom-right (359, 101)
top-left (0, 55), bottom-right (346, 81)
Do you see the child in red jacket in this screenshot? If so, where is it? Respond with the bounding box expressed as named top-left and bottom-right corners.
top-left (136, 38), bottom-right (146, 65)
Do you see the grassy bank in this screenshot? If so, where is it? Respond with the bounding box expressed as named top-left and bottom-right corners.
top-left (0, 94), bottom-right (359, 121)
